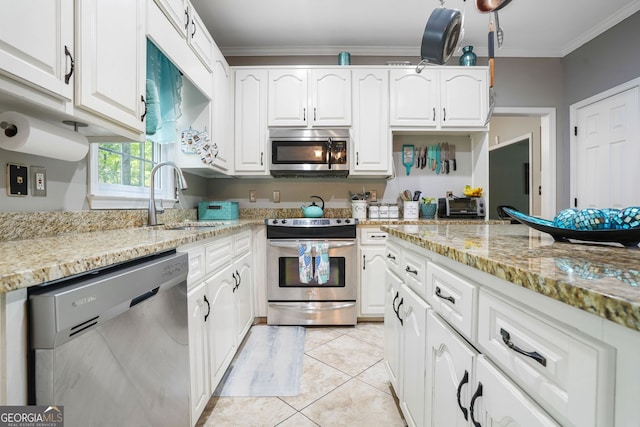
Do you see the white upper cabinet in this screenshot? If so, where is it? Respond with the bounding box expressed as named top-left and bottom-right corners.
top-left (153, 0), bottom-right (213, 70)
top-left (0, 0), bottom-right (74, 101)
top-left (235, 69), bottom-right (269, 174)
top-left (76, 0), bottom-right (146, 133)
top-left (390, 67), bottom-right (488, 129)
top-left (351, 69), bottom-right (391, 176)
top-left (211, 44), bottom-right (232, 172)
top-left (268, 69), bottom-right (351, 127)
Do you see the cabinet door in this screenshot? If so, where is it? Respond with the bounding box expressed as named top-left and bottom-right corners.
top-left (426, 311), bottom-right (477, 427)
top-left (152, 0), bottom-right (186, 36)
top-left (186, 3), bottom-right (213, 71)
top-left (234, 69), bottom-right (268, 173)
top-left (211, 44), bottom-right (232, 172)
top-left (440, 69), bottom-right (488, 128)
top-left (383, 268), bottom-right (402, 392)
top-left (399, 284), bottom-right (429, 427)
top-left (233, 250), bottom-right (253, 343)
top-left (351, 69), bottom-right (391, 175)
top-left (472, 355), bottom-right (559, 427)
top-left (0, 0), bottom-right (74, 100)
top-left (187, 282), bottom-right (211, 423)
top-left (76, 0), bottom-right (145, 133)
top-left (389, 69), bottom-right (438, 127)
top-left (268, 69), bottom-right (307, 126)
top-left (310, 69), bottom-right (351, 126)
top-left (359, 246), bottom-right (387, 316)
top-left (207, 265), bottom-right (237, 388)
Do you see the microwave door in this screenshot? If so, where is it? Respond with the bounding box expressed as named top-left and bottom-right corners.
top-left (272, 141), bottom-right (327, 165)
top-left (327, 138), bottom-right (332, 170)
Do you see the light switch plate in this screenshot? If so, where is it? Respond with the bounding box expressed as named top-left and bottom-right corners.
top-left (249, 190), bottom-right (257, 202)
top-left (273, 190), bottom-right (280, 203)
top-left (370, 190), bottom-right (377, 202)
top-left (6, 163), bottom-right (28, 196)
top-left (31, 166), bottom-right (47, 197)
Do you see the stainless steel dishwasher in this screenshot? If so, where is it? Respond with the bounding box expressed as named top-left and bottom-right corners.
top-left (29, 250), bottom-right (190, 427)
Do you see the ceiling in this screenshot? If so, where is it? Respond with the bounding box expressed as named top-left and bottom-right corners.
top-left (192, 0), bottom-right (640, 59)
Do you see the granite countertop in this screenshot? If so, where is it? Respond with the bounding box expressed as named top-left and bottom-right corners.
top-left (0, 220), bottom-right (259, 293)
top-left (381, 223), bottom-right (640, 332)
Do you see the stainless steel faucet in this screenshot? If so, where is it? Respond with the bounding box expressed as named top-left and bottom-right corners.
top-left (148, 161), bottom-right (188, 226)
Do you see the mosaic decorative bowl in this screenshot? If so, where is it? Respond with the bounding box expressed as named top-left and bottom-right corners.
top-left (502, 207), bottom-right (640, 247)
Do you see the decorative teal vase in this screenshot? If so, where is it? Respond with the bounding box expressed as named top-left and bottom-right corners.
top-left (420, 203), bottom-right (437, 219)
top-left (459, 46), bottom-right (477, 66)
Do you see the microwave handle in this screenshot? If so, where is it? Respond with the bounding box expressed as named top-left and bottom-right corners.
top-left (327, 137), bottom-right (333, 170)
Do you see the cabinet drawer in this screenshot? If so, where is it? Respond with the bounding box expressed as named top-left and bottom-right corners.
top-left (205, 236), bottom-right (233, 276)
top-left (402, 248), bottom-right (428, 299)
top-left (478, 290), bottom-right (614, 427)
top-left (233, 231), bottom-right (251, 257)
top-left (385, 238), bottom-right (402, 275)
top-left (426, 262), bottom-right (477, 341)
top-left (359, 227), bottom-right (388, 245)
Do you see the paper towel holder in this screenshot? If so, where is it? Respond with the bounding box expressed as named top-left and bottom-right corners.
top-left (62, 120), bottom-right (88, 132)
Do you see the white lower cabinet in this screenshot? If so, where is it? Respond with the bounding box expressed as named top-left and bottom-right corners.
top-left (358, 227), bottom-right (389, 317)
top-left (182, 230), bottom-right (253, 426)
top-left (398, 284), bottom-right (429, 427)
top-left (384, 235), bottom-right (619, 427)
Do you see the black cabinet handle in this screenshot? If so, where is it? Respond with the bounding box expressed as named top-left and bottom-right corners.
top-left (443, 108), bottom-right (447, 121)
top-left (392, 291), bottom-right (399, 311)
top-left (140, 95), bottom-right (147, 121)
top-left (235, 270), bottom-right (241, 290)
top-left (456, 370), bottom-right (469, 420)
top-left (386, 253), bottom-right (396, 260)
top-left (64, 45), bottom-right (74, 84)
top-left (191, 19), bottom-right (196, 37)
top-left (432, 107), bottom-right (436, 121)
top-left (435, 286), bottom-right (456, 304)
top-left (184, 9), bottom-right (189, 29)
top-left (356, 152), bottom-right (359, 166)
top-left (203, 294), bottom-right (211, 322)
top-left (313, 107), bottom-right (317, 121)
top-left (363, 254), bottom-right (366, 270)
top-left (500, 328), bottom-right (547, 367)
top-left (303, 108), bottom-right (306, 121)
top-left (405, 265), bottom-right (418, 275)
top-left (469, 382), bottom-right (483, 427)
top-left (396, 298), bottom-right (404, 325)
top-left (260, 152), bottom-right (264, 166)
top-left (232, 271), bottom-right (238, 292)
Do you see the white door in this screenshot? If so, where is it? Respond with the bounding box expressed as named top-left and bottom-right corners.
top-left (211, 44), bottom-right (231, 172)
top-left (383, 268), bottom-right (402, 392)
top-left (310, 69), bottom-right (351, 126)
top-left (426, 311), bottom-right (477, 427)
top-left (359, 246), bottom-right (387, 316)
top-left (76, 0), bottom-right (146, 133)
top-left (399, 284), bottom-right (429, 427)
top-left (152, 0), bottom-right (186, 35)
top-left (574, 84), bottom-right (640, 208)
top-left (0, 0), bottom-right (74, 100)
top-left (440, 69), bottom-right (488, 128)
top-left (234, 69), bottom-right (268, 173)
top-left (187, 282), bottom-right (211, 423)
top-left (234, 250), bottom-right (253, 343)
top-left (186, 3), bottom-right (213, 70)
top-left (268, 69), bottom-right (308, 126)
top-left (351, 69), bottom-right (391, 175)
top-left (389, 69), bottom-right (438, 127)
top-left (207, 265), bottom-right (237, 388)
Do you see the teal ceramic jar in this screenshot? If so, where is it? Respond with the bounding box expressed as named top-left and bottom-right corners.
top-left (459, 45), bottom-right (477, 66)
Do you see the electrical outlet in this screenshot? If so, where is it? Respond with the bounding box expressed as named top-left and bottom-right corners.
top-left (249, 190), bottom-right (257, 202)
top-left (370, 190), bottom-right (377, 202)
top-left (273, 190), bottom-right (280, 203)
top-left (446, 191), bottom-right (453, 198)
top-left (32, 166), bottom-right (47, 197)
top-left (6, 164), bottom-right (28, 196)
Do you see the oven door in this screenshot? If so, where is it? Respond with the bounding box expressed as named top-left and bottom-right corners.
top-left (266, 239), bottom-right (356, 301)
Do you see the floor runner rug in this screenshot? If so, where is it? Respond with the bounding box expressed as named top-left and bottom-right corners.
top-left (214, 325), bottom-right (306, 397)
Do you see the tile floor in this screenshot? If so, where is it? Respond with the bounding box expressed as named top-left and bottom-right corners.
top-left (196, 322), bottom-right (407, 427)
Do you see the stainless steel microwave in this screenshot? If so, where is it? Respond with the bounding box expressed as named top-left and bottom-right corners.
top-left (269, 128), bottom-right (349, 177)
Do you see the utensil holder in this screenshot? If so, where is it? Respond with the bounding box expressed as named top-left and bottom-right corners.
top-left (352, 200), bottom-right (367, 219)
top-left (420, 203), bottom-right (437, 219)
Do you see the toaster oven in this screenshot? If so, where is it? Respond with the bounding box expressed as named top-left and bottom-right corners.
top-left (438, 197), bottom-right (486, 218)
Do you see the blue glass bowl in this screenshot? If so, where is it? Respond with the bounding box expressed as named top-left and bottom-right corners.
top-left (502, 208), bottom-right (640, 247)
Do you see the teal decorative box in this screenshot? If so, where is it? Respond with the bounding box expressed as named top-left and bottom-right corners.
top-left (198, 201), bottom-right (239, 220)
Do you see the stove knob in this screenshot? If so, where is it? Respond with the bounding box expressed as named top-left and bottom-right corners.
top-left (271, 219), bottom-right (278, 224)
top-left (336, 219), bottom-right (342, 224)
top-left (282, 219), bottom-right (287, 224)
top-left (345, 219), bottom-right (351, 223)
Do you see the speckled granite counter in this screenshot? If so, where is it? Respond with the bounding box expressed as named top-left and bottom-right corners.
top-left (381, 223), bottom-right (640, 332)
top-left (0, 220), bottom-right (261, 293)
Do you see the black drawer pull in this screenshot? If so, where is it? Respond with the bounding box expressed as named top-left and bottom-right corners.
top-left (456, 370), bottom-right (469, 420)
top-left (500, 328), bottom-right (547, 367)
top-left (405, 265), bottom-right (418, 275)
top-left (469, 382), bottom-right (483, 427)
top-left (435, 286), bottom-right (456, 304)
top-left (386, 253), bottom-right (396, 260)
top-left (396, 298), bottom-right (404, 325)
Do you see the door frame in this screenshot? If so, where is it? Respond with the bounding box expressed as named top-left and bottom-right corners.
top-left (569, 76), bottom-right (640, 209)
top-left (493, 107), bottom-right (556, 219)
top-left (489, 132), bottom-right (533, 215)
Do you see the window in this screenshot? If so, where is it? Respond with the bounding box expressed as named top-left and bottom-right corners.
top-left (87, 140), bottom-right (175, 209)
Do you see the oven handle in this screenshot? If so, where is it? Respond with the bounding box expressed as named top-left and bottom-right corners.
top-left (267, 240), bottom-right (356, 249)
top-left (269, 302), bottom-right (356, 312)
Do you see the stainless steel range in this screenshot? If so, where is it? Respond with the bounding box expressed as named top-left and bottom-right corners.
top-left (265, 218), bottom-right (358, 325)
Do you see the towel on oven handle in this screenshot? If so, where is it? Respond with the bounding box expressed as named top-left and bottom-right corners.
top-left (299, 243), bottom-right (313, 284)
top-left (314, 242), bottom-right (330, 285)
